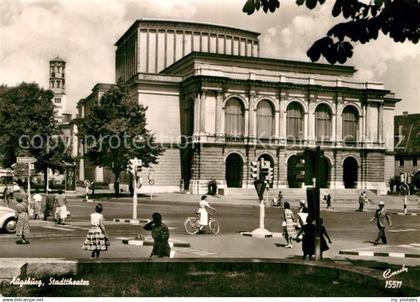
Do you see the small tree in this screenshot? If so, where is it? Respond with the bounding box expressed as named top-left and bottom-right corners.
top-left (243, 0), bottom-right (420, 64)
top-left (76, 82), bottom-right (164, 197)
top-left (0, 83), bottom-right (72, 192)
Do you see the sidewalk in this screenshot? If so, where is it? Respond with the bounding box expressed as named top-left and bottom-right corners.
top-left (69, 191), bottom-right (420, 212)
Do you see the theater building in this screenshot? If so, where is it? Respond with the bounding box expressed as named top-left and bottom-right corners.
top-left (78, 19), bottom-right (399, 194)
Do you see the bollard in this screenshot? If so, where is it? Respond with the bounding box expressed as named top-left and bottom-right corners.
top-left (404, 194), bottom-right (408, 215)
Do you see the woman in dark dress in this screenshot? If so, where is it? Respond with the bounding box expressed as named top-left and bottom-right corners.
top-left (320, 218), bottom-right (332, 256)
top-left (144, 212), bottom-right (171, 258)
top-left (296, 217), bottom-right (316, 260)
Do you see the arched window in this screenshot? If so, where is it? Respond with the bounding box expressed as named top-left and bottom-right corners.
top-left (286, 102), bottom-right (304, 139)
top-left (257, 100), bottom-right (274, 139)
top-left (342, 106), bottom-right (359, 142)
top-left (315, 104), bottom-right (332, 141)
top-left (225, 98), bottom-right (244, 137)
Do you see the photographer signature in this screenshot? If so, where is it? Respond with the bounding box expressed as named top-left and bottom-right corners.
top-left (383, 265), bottom-right (408, 279)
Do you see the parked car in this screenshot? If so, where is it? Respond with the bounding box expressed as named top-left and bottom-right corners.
top-left (0, 206), bottom-right (16, 233)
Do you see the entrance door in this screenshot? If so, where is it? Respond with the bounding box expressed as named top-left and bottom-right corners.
top-left (343, 157), bottom-right (358, 188)
top-left (226, 153), bottom-right (243, 188)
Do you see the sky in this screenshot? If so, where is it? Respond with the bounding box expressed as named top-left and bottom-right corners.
top-left (0, 0), bottom-right (419, 116)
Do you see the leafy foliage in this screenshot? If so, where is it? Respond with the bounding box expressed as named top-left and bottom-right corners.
top-left (243, 0), bottom-right (420, 64)
top-left (0, 83), bottom-right (72, 190)
top-left (76, 81), bottom-right (164, 196)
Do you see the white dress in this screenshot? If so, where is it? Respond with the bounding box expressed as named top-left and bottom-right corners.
top-left (198, 208), bottom-right (208, 226)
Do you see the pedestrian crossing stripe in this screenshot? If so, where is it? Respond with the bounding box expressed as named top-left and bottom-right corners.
top-left (410, 243), bottom-right (420, 247)
top-left (42, 225), bottom-right (74, 232)
top-left (173, 247), bottom-right (216, 256)
top-left (42, 224), bottom-right (89, 231)
top-left (339, 250), bottom-right (420, 258)
top-left (388, 228), bottom-right (417, 233)
top-left (391, 212), bottom-right (419, 216)
top-left (122, 239), bottom-right (191, 248)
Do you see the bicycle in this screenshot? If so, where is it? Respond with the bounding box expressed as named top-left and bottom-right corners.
top-left (184, 213), bottom-right (220, 235)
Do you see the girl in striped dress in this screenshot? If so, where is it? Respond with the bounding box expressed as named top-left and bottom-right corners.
top-left (82, 203), bottom-right (108, 258)
top-left (282, 201), bottom-right (296, 248)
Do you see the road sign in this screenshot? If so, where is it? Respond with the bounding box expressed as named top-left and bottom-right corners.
top-left (16, 157), bottom-right (37, 164)
top-left (13, 162), bottom-right (36, 177)
top-left (254, 180), bottom-right (266, 202)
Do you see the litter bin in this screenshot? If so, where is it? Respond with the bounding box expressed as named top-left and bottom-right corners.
top-left (208, 181), bottom-right (217, 195)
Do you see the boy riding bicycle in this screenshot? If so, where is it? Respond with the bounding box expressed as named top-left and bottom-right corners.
top-left (197, 195), bottom-right (216, 232)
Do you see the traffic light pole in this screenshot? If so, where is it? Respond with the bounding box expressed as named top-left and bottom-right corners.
top-left (27, 163), bottom-right (31, 213)
top-left (132, 171), bottom-right (137, 220)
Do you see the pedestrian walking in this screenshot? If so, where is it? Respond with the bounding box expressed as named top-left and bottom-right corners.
top-left (43, 189), bottom-right (55, 221)
top-left (357, 191), bottom-right (367, 212)
top-left (296, 217), bottom-right (316, 260)
top-left (82, 203), bottom-right (109, 259)
top-left (15, 194), bottom-right (30, 244)
top-left (32, 193), bottom-right (42, 220)
top-left (319, 218), bottom-right (332, 259)
top-left (370, 201), bottom-right (392, 245)
top-left (3, 185), bottom-right (10, 207)
top-left (323, 192), bottom-right (332, 209)
top-left (55, 190), bottom-right (68, 224)
top-left (282, 201), bottom-right (296, 248)
top-left (144, 212), bottom-right (171, 258)
top-left (272, 190), bottom-right (283, 207)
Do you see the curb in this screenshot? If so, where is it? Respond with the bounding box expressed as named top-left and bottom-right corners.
top-left (391, 212), bottom-right (419, 216)
top-left (339, 250), bottom-right (420, 258)
top-left (113, 218), bottom-right (150, 224)
top-left (240, 232), bottom-right (283, 238)
top-left (122, 239), bottom-right (191, 248)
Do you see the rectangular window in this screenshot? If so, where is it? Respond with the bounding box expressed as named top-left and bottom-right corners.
top-left (399, 159), bottom-right (404, 167)
top-left (413, 158), bottom-right (417, 167)
top-left (55, 98), bottom-right (61, 104)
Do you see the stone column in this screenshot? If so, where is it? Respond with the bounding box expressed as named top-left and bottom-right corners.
top-left (274, 108), bottom-right (280, 139)
top-left (244, 106), bottom-right (250, 138)
top-left (250, 93), bottom-right (257, 141)
top-left (308, 102), bottom-right (315, 143)
top-left (194, 94), bottom-right (201, 135)
top-left (155, 29), bottom-right (159, 73)
top-left (304, 112), bottom-right (309, 141)
top-left (146, 29), bottom-right (150, 73)
top-left (215, 91), bottom-right (223, 136)
top-left (336, 102), bottom-right (343, 146)
top-left (200, 91), bottom-right (206, 134)
top-left (164, 29), bottom-right (168, 68)
top-left (280, 96), bottom-right (287, 141)
top-left (331, 113), bottom-right (336, 142)
top-left (378, 103), bottom-right (383, 143)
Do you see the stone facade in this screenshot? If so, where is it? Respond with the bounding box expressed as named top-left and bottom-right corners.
top-left (394, 113), bottom-right (420, 187)
top-left (77, 19), bottom-right (400, 194)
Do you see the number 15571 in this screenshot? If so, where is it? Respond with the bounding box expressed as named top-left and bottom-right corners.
top-left (385, 281), bottom-right (402, 288)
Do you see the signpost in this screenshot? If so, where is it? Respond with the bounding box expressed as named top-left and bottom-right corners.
top-left (14, 157), bottom-right (37, 212)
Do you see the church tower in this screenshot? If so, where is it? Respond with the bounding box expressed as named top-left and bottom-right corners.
top-left (49, 56), bottom-right (66, 122)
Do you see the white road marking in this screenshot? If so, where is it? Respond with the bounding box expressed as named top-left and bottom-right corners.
top-left (388, 252), bottom-right (405, 258)
top-left (359, 251), bottom-right (374, 257)
top-left (388, 229), bottom-right (417, 233)
top-left (42, 225), bottom-right (74, 232)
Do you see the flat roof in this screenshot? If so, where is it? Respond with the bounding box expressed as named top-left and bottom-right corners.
top-left (161, 52), bottom-right (357, 76)
top-left (115, 18), bottom-right (260, 46)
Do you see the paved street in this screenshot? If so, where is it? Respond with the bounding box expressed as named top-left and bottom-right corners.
top-left (1, 195), bottom-right (419, 267)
